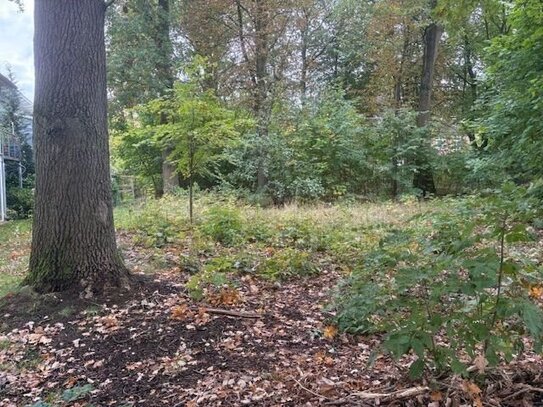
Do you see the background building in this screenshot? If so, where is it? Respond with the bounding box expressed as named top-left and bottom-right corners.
top-left (0, 72), bottom-right (32, 221)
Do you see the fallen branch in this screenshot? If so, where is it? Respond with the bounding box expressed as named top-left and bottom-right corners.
top-left (291, 377), bottom-right (333, 401)
top-left (502, 384), bottom-right (543, 401)
top-left (330, 386), bottom-right (429, 404)
top-left (352, 386), bottom-right (429, 401)
top-left (203, 308), bottom-right (261, 319)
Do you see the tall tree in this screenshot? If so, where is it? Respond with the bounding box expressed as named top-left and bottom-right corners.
top-left (412, 0), bottom-right (442, 196)
top-left (107, 0), bottom-right (179, 195)
top-left (178, 0), bottom-right (235, 94)
top-left (233, 0), bottom-right (292, 191)
top-left (26, 0), bottom-right (131, 295)
top-left (156, 0), bottom-right (179, 194)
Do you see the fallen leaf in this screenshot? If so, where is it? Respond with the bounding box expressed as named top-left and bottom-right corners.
top-left (473, 354), bottom-right (488, 374)
top-left (323, 325), bottom-right (338, 340)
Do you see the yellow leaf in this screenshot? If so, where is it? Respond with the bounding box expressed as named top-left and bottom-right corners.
top-left (171, 304), bottom-right (189, 320)
top-left (529, 285), bottom-right (543, 299)
top-left (462, 380), bottom-right (482, 398)
top-left (323, 325), bottom-right (338, 340)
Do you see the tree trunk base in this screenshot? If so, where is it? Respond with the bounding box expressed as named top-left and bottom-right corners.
top-left (25, 258), bottom-right (133, 298)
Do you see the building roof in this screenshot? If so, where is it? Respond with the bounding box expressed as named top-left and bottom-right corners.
top-left (0, 72), bottom-right (32, 116)
top-left (0, 73), bottom-right (17, 91)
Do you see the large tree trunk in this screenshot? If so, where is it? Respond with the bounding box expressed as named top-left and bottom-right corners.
top-left (254, 0), bottom-right (270, 191)
top-left (27, 0), bottom-right (131, 295)
top-left (156, 0), bottom-right (179, 194)
top-left (413, 5), bottom-right (442, 197)
top-left (235, 0), bottom-right (270, 192)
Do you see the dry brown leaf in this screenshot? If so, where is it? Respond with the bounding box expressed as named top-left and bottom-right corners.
top-left (430, 391), bottom-right (443, 401)
top-left (317, 377), bottom-right (336, 395)
top-left (171, 304), bottom-right (190, 320)
top-left (208, 287), bottom-right (241, 306)
top-left (63, 376), bottom-right (79, 388)
top-left (463, 380), bottom-right (482, 405)
top-left (529, 285), bottom-right (543, 299)
top-left (323, 325), bottom-right (338, 340)
top-left (103, 316), bottom-right (118, 328)
top-left (473, 354), bottom-right (488, 374)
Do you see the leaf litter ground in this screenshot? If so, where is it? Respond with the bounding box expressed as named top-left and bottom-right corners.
top-left (1, 232), bottom-right (543, 406)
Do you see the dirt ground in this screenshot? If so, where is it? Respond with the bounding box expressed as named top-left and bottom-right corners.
top-left (1, 261), bottom-right (542, 406)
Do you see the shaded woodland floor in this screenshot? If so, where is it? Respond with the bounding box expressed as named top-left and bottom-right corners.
top-left (1, 198), bottom-right (542, 406)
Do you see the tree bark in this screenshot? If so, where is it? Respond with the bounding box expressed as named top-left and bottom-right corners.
top-left (413, 3), bottom-right (442, 197)
top-left (254, 0), bottom-right (270, 191)
top-left (27, 0), bottom-right (131, 295)
top-left (156, 0), bottom-right (179, 193)
top-left (235, 0), bottom-right (270, 192)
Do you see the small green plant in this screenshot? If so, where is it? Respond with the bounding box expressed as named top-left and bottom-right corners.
top-left (186, 257), bottom-right (236, 300)
top-left (275, 218), bottom-right (329, 251)
top-left (259, 248), bottom-right (318, 280)
top-left (125, 203), bottom-right (180, 248)
top-left (199, 205), bottom-right (244, 246)
top-left (62, 383), bottom-right (94, 402)
top-left (0, 338), bottom-right (11, 350)
top-left (334, 184), bottom-right (543, 378)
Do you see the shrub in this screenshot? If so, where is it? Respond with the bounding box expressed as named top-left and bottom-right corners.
top-left (333, 184), bottom-right (543, 377)
top-left (117, 199), bottom-right (182, 247)
top-left (275, 218), bottom-right (329, 251)
top-left (199, 205), bottom-right (244, 246)
top-left (186, 271), bottom-right (231, 301)
top-left (258, 248), bottom-right (318, 280)
top-left (6, 187), bottom-right (34, 219)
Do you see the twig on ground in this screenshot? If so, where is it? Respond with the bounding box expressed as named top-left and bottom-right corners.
top-left (328, 386), bottom-right (430, 404)
top-left (203, 307), bottom-right (261, 319)
top-left (291, 377), bottom-right (333, 401)
top-left (502, 384), bottom-right (543, 401)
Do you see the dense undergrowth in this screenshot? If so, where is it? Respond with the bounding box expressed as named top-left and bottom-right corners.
top-left (333, 184), bottom-right (543, 378)
top-left (115, 187), bottom-right (543, 377)
top-left (114, 192), bottom-right (431, 297)
top-left (2, 188), bottom-right (542, 380)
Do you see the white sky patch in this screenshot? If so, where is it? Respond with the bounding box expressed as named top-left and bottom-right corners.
top-left (0, 0), bottom-right (34, 101)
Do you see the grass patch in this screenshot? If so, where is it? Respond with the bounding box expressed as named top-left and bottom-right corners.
top-left (0, 219), bottom-right (31, 298)
top-left (0, 274), bottom-right (23, 298)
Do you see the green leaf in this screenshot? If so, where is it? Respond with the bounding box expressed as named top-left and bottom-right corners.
top-left (519, 300), bottom-right (543, 339)
top-left (62, 384), bottom-right (94, 402)
top-left (408, 359), bottom-right (425, 379)
top-left (505, 225), bottom-right (532, 243)
top-left (450, 358), bottom-right (467, 376)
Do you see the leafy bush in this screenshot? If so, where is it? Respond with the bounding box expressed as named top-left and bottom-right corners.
top-left (334, 184), bottom-right (543, 377)
top-left (186, 271), bottom-right (232, 301)
top-left (199, 205), bottom-right (244, 246)
top-left (274, 218), bottom-right (329, 251)
top-left (116, 199), bottom-right (182, 247)
top-left (258, 248), bottom-right (318, 280)
top-left (6, 187), bottom-right (33, 219)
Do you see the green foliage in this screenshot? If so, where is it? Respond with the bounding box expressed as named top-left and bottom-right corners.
top-left (111, 123), bottom-right (164, 198)
top-left (334, 184), bottom-right (543, 376)
top-left (258, 248), bottom-right (318, 281)
top-left (198, 204), bottom-right (244, 246)
top-left (226, 86), bottom-right (382, 201)
top-left (61, 384), bottom-right (94, 402)
top-left (476, 0), bottom-right (543, 182)
top-left (152, 79), bottom-right (252, 183)
top-left (116, 198), bottom-right (184, 247)
top-left (6, 187), bottom-right (33, 219)
top-left (186, 257), bottom-right (234, 300)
